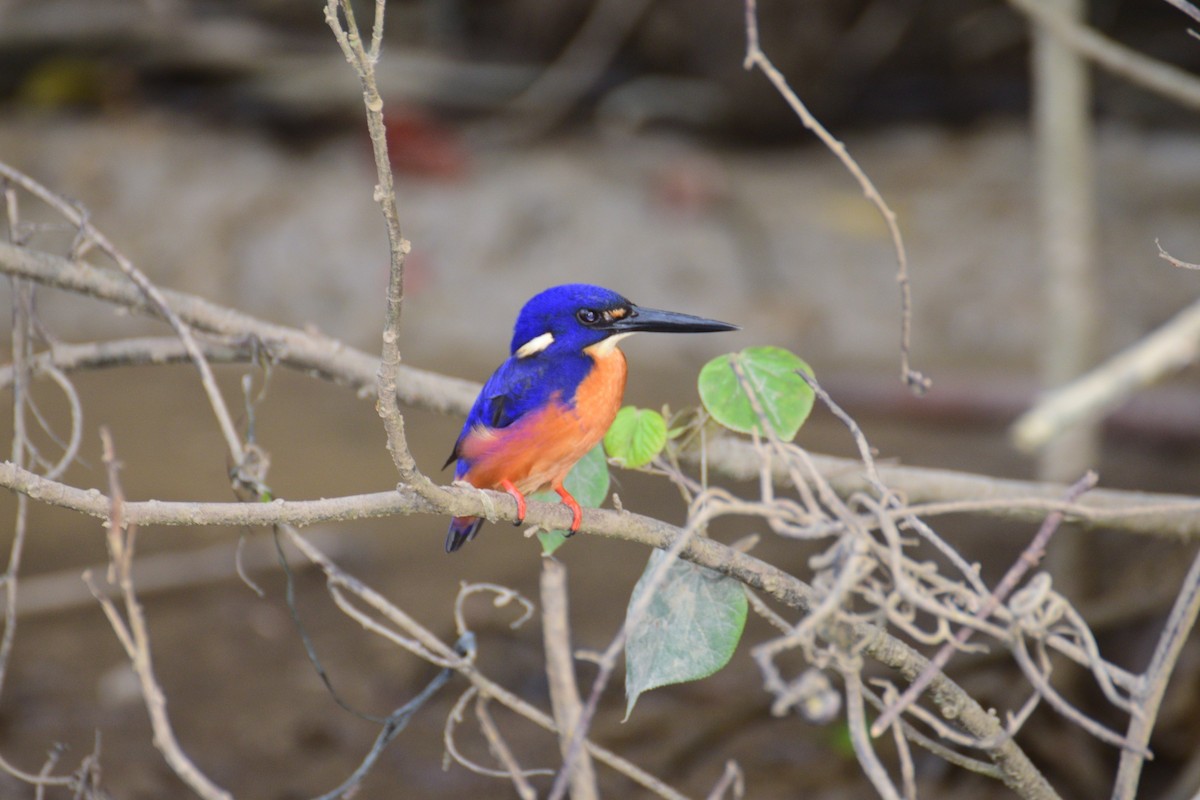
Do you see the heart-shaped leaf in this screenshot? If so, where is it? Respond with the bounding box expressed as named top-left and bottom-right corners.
top-left (698, 346), bottom-right (815, 441)
top-left (624, 550), bottom-right (747, 718)
top-left (604, 406), bottom-right (668, 469)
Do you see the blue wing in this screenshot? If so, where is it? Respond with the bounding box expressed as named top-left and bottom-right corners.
top-left (443, 353), bottom-right (592, 471)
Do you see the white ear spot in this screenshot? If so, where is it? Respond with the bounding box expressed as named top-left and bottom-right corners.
top-left (516, 332), bottom-right (555, 358)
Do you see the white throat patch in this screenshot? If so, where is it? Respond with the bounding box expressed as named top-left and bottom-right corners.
top-left (515, 332), bottom-right (555, 358)
top-left (586, 331), bottom-right (634, 357)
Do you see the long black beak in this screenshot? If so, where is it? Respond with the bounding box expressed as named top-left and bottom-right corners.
top-left (604, 304), bottom-right (739, 334)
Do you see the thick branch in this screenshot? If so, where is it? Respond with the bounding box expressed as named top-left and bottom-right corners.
top-left (0, 241), bottom-right (477, 414)
top-left (702, 441), bottom-right (1200, 540)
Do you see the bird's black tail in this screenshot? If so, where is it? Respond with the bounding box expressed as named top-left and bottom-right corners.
top-left (446, 515), bottom-right (485, 553)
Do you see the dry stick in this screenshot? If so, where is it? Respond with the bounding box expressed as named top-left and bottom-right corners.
top-left (716, 360), bottom-right (1043, 795)
top-left (1029, 0), bottom-right (1100, 486)
top-left (1112, 545), bottom-right (1200, 800)
top-left (0, 179), bottom-right (30, 710)
top-left (704, 760), bottom-right (745, 800)
top-left (1006, 0), bottom-right (1200, 110)
top-left (87, 429), bottom-right (232, 800)
top-left (871, 471), bottom-right (1098, 737)
top-left (540, 559), bottom-right (599, 800)
top-left (4, 339), bottom-right (1200, 543)
top-left (862, 682), bottom-right (1006, 781)
top-left (742, 0), bottom-right (929, 395)
top-left (0, 278), bottom-right (31, 705)
top-left (32, 364), bottom-right (83, 481)
top-left (454, 582), bottom-right (535, 640)
top-left (0, 445), bottom-right (1141, 754)
top-left (1011, 293), bottom-right (1200, 453)
top-left (0, 163), bottom-right (248, 480)
top-left (474, 696), bottom-right (538, 800)
top-left (324, 0), bottom-right (439, 502)
top-left (2, 243), bottom-right (1199, 539)
top-left (1157, 239), bottom-right (1200, 271)
top-left (802, 371), bottom-right (993, 603)
top-left (0, 751), bottom-right (74, 792)
top-left (0, 241), bottom-right (480, 413)
top-left (2, 451), bottom-right (1196, 575)
top-left (0, 306), bottom-right (1163, 787)
top-left (701, 437), bottom-right (1200, 540)
top-left (842, 667), bottom-right (903, 800)
top-left (0, 198), bottom-right (52, 788)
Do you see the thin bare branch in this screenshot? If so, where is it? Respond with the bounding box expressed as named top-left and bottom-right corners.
top-left (475, 695), bottom-right (539, 800)
top-left (1112, 546), bottom-right (1200, 799)
top-left (843, 666), bottom-right (903, 800)
top-left (87, 429), bottom-right (232, 800)
top-left (323, 0), bottom-right (434, 498)
top-left (1157, 239), bottom-right (1200, 270)
top-left (742, 0), bottom-right (928, 394)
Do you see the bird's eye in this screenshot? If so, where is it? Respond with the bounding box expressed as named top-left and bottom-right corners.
top-left (576, 308), bottom-right (600, 325)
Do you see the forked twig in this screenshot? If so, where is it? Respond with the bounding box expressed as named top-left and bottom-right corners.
top-left (85, 429), bottom-right (232, 800)
top-left (323, 0), bottom-right (435, 498)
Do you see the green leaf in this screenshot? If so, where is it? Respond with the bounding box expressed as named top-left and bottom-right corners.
top-left (604, 406), bottom-right (668, 469)
top-left (534, 444), bottom-right (610, 555)
top-left (624, 550), bottom-right (747, 719)
top-left (697, 346), bottom-right (815, 441)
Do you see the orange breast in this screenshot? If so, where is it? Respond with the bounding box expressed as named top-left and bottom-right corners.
top-left (461, 347), bottom-right (627, 494)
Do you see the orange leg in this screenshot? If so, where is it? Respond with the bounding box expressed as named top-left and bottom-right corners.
top-left (500, 479), bottom-right (527, 525)
top-left (554, 482), bottom-right (583, 535)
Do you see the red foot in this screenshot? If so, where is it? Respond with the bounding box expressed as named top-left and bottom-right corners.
top-left (500, 479), bottom-right (527, 525)
top-left (554, 483), bottom-right (583, 535)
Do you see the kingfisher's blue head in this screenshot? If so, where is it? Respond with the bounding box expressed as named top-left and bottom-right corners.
top-left (509, 284), bottom-right (738, 359)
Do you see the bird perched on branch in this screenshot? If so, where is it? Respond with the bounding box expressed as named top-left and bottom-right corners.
top-left (444, 284), bottom-right (737, 552)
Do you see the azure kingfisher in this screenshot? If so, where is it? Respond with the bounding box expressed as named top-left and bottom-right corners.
top-left (444, 284), bottom-right (737, 552)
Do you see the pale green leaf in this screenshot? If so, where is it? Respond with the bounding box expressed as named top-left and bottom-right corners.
top-left (604, 406), bottom-right (668, 469)
top-left (624, 550), bottom-right (747, 718)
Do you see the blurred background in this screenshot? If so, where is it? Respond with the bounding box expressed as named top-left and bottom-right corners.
top-left (1, 0), bottom-right (1200, 797)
